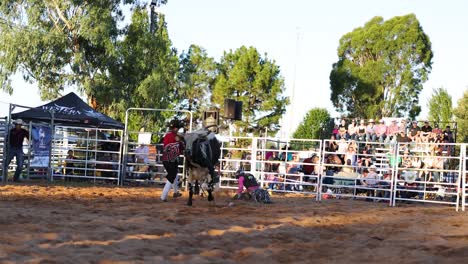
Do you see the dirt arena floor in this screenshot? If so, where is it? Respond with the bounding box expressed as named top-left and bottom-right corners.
top-left (1, 184), bottom-right (468, 264)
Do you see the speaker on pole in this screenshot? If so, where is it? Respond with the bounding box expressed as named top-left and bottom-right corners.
top-left (224, 99), bottom-right (236, 119)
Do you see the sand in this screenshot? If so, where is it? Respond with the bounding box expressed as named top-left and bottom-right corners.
top-left (0, 183), bottom-right (468, 264)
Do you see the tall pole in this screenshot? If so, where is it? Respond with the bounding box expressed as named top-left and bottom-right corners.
top-left (288, 28), bottom-right (301, 138)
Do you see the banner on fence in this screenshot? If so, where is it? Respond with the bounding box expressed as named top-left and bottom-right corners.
top-left (30, 125), bottom-right (52, 167)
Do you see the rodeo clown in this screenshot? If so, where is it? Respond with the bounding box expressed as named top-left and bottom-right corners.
top-left (234, 170), bottom-right (272, 204)
top-left (160, 119), bottom-right (184, 202)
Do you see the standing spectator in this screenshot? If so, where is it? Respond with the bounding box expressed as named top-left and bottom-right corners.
top-left (408, 121), bottom-right (421, 143)
top-left (356, 120), bottom-right (367, 141)
top-left (4, 119), bottom-right (29, 182)
top-left (420, 121), bottom-right (433, 143)
top-left (366, 119), bottom-right (376, 142)
top-left (348, 120), bottom-right (357, 140)
top-left (160, 120), bottom-right (184, 202)
top-left (375, 119), bottom-right (387, 143)
top-left (337, 119), bottom-right (348, 140)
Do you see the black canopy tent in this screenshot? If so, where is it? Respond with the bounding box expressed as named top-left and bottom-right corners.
top-left (11, 92), bottom-right (123, 129)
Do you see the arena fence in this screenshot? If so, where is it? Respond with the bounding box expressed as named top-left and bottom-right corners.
top-left (319, 140), bottom-right (395, 205)
top-left (391, 142), bottom-right (463, 210)
top-left (51, 125), bottom-right (123, 184)
top-left (462, 144), bottom-right (467, 211)
top-left (121, 108), bottom-right (192, 185)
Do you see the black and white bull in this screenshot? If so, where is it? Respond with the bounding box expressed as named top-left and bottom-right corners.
top-left (183, 128), bottom-right (221, 206)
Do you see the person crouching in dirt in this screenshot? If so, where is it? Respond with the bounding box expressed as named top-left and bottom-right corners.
top-left (234, 170), bottom-right (272, 203)
top-left (160, 120), bottom-right (184, 202)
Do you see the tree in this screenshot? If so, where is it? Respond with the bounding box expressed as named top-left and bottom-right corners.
top-left (293, 108), bottom-right (332, 139)
top-left (427, 87), bottom-right (453, 124)
top-left (93, 5), bottom-right (179, 134)
top-left (329, 14), bottom-right (433, 119)
top-left (212, 46), bottom-right (289, 135)
top-left (177, 45), bottom-right (216, 120)
top-left (453, 88), bottom-right (468, 143)
top-left (0, 0), bottom-right (150, 100)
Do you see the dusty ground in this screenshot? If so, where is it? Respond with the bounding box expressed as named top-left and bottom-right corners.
top-left (0, 183), bottom-right (467, 264)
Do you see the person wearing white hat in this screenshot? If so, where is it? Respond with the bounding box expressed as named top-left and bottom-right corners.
top-left (4, 119), bottom-right (29, 182)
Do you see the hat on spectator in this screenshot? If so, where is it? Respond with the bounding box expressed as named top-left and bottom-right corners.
top-left (13, 119), bottom-right (24, 125)
top-left (370, 165), bottom-right (377, 171)
top-left (412, 120), bottom-right (417, 124)
top-left (369, 119), bottom-right (374, 123)
top-left (379, 119), bottom-right (384, 123)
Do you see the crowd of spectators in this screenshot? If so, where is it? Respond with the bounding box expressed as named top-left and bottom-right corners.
top-left (332, 119), bottom-right (455, 145)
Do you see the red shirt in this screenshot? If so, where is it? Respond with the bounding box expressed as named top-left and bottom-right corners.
top-left (162, 132), bottom-right (184, 162)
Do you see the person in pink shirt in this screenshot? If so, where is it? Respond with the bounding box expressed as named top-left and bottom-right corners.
top-left (386, 120), bottom-right (400, 143)
top-left (375, 119), bottom-right (387, 143)
top-left (235, 170), bottom-right (259, 196)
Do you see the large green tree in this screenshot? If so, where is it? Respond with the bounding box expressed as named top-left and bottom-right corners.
top-left (94, 5), bottom-right (178, 134)
top-left (293, 108), bottom-right (332, 139)
top-left (453, 88), bottom-right (468, 143)
top-left (0, 0), bottom-right (149, 100)
top-left (177, 44), bottom-right (216, 120)
top-left (330, 14), bottom-right (433, 119)
top-left (427, 87), bottom-right (453, 124)
top-left (212, 46), bottom-right (288, 135)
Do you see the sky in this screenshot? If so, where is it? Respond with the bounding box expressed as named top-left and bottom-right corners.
top-left (1, 0), bottom-right (467, 136)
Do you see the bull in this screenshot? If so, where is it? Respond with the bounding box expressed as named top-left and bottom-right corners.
top-left (182, 128), bottom-right (221, 206)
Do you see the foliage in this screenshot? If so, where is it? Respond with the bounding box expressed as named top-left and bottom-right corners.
top-left (293, 108), bottom-right (332, 139)
top-left (0, 0), bottom-right (141, 99)
top-left (427, 87), bottom-right (453, 124)
top-left (94, 6), bottom-right (179, 136)
top-left (329, 14), bottom-right (433, 119)
top-left (453, 88), bottom-right (468, 143)
top-left (212, 46), bottom-right (289, 136)
top-left (177, 44), bottom-right (216, 121)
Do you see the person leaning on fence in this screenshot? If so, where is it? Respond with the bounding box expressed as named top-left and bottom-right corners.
top-left (234, 170), bottom-right (271, 203)
top-left (4, 119), bottom-right (29, 182)
top-left (160, 120), bottom-right (184, 202)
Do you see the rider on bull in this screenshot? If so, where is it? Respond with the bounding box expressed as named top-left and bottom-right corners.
top-left (160, 119), bottom-right (184, 202)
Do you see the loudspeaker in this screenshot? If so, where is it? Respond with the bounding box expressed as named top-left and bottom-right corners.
top-left (234, 101), bottom-right (243, 121)
top-left (224, 99), bottom-right (236, 119)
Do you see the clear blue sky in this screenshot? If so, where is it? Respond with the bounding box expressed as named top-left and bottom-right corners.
top-left (1, 0), bottom-right (467, 135)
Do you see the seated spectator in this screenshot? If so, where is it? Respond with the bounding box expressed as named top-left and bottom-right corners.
top-left (337, 119), bottom-right (348, 140)
top-left (442, 126), bottom-right (454, 143)
top-left (327, 134), bottom-right (338, 152)
top-left (348, 120), bottom-right (357, 140)
top-left (344, 145), bottom-right (357, 169)
top-left (386, 120), bottom-right (400, 143)
top-left (399, 119), bottom-right (408, 134)
top-left (420, 121), bottom-right (433, 143)
top-left (397, 130), bottom-right (411, 143)
top-left (356, 120), bottom-right (367, 141)
top-left (337, 138), bottom-right (348, 155)
top-left (361, 166), bottom-right (379, 187)
top-left (366, 119), bottom-right (376, 142)
top-left (408, 121), bottom-right (421, 143)
top-left (375, 119), bottom-right (387, 143)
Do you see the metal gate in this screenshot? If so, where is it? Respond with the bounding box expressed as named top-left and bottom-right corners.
top-left (121, 108), bottom-right (193, 185)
